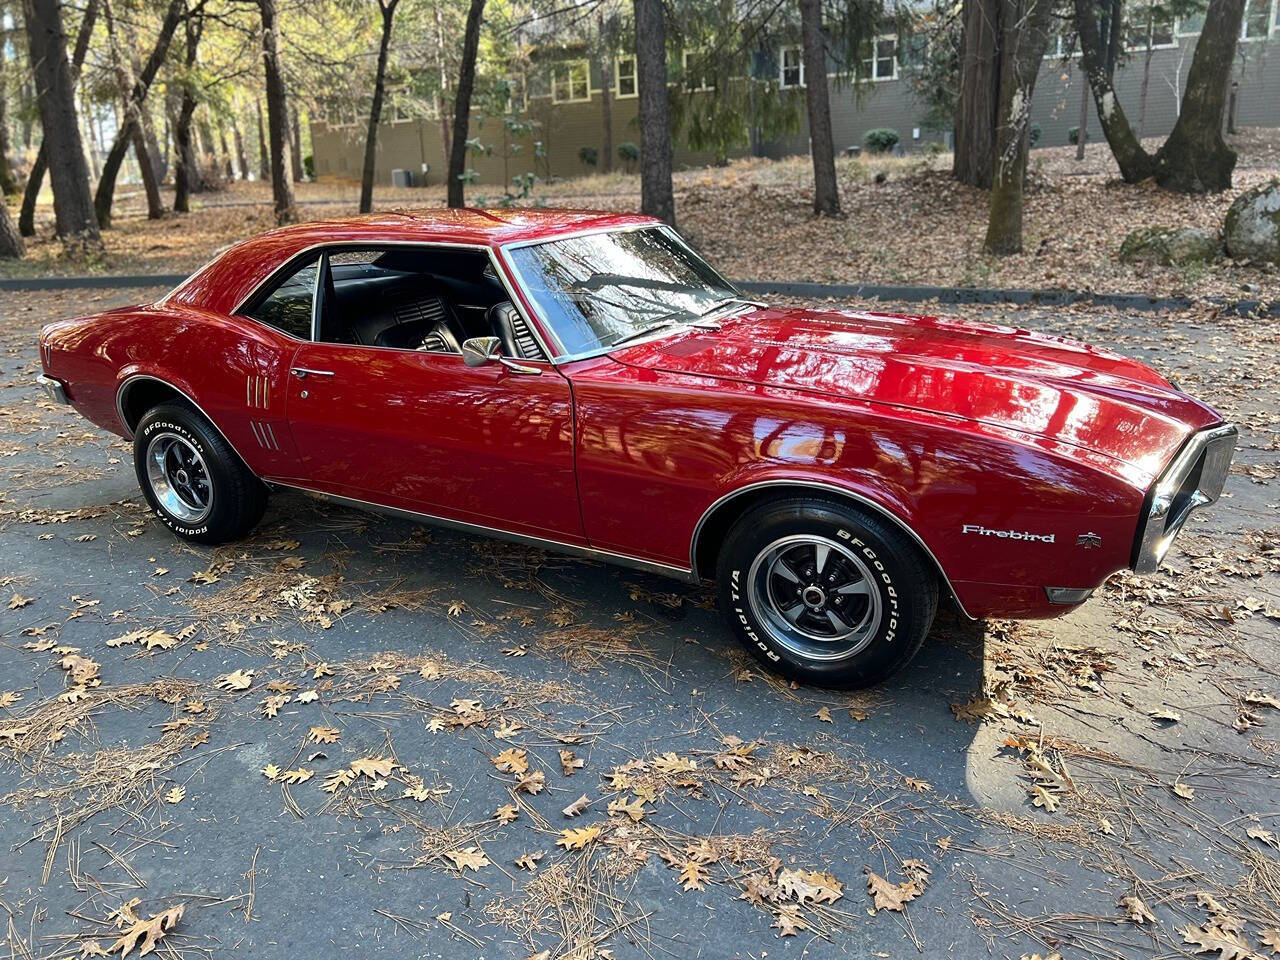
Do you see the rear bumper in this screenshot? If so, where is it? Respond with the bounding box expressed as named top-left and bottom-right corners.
top-left (1131, 423), bottom-right (1237, 574)
top-left (36, 374), bottom-right (70, 405)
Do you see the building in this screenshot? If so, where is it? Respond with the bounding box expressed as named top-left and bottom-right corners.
top-left (311, 2), bottom-right (1280, 191)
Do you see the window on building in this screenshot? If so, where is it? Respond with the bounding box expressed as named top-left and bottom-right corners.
top-left (551, 61), bottom-right (590, 103)
top-left (1242, 0), bottom-right (1274, 37)
top-left (862, 35), bottom-right (897, 80)
top-left (615, 56), bottom-right (637, 97)
top-left (244, 254), bottom-right (320, 341)
top-left (780, 45), bottom-right (804, 88)
top-left (1176, 10), bottom-right (1204, 34)
top-left (1126, 6), bottom-right (1176, 48)
top-left (903, 34), bottom-right (928, 70)
top-left (683, 49), bottom-right (715, 91)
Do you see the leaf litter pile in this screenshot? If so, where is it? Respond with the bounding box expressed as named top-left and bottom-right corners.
top-left (1, 289), bottom-right (1279, 959)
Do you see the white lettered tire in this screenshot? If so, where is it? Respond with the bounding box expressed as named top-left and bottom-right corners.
top-left (133, 402), bottom-right (267, 545)
top-left (717, 497), bottom-right (938, 688)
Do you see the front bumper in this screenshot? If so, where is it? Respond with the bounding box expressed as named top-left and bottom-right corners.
top-left (1132, 423), bottom-right (1237, 573)
top-left (37, 374), bottom-right (70, 405)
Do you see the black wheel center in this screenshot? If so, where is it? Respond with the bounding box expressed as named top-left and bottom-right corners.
top-left (175, 468), bottom-right (190, 486)
top-left (802, 585), bottom-right (827, 609)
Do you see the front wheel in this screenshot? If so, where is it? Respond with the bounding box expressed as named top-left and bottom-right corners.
top-left (133, 402), bottom-right (267, 545)
top-left (717, 498), bottom-right (938, 688)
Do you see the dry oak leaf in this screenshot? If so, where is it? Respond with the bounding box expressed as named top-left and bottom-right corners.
top-left (1150, 708), bottom-right (1182, 724)
top-left (164, 786), bottom-right (186, 804)
top-left (110, 903), bottom-right (183, 958)
top-left (445, 846), bottom-right (490, 872)
top-left (777, 868), bottom-right (843, 905)
top-left (79, 939), bottom-right (109, 957)
top-left (493, 747), bottom-right (529, 775)
top-left (0, 691), bottom-right (22, 709)
top-left (904, 777), bottom-right (932, 793)
top-left (494, 803), bottom-right (519, 824)
top-left (307, 726), bottom-right (341, 745)
top-left (1260, 929), bottom-right (1280, 953)
top-left (1247, 825), bottom-right (1278, 848)
top-left (814, 706), bottom-right (833, 723)
top-left (1179, 923), bottom-right (1254, 960)
top-left (351, 756), bottom-right (395, 779)
top-left (1030, 784), bottom-right (1060, 812)
top-left (562, 794), bottom-right (591, 817)
top-left (1119, 895), bottom-right (1156, 925)
top-left (295, 689), bottom-right (319, 704)
top-left (322, 769), bottom-right (355, 793)
top-left (607, 796), bottom-right (648, 822)
top-left (559, 749), bottom-right (584, 776)
top-left (8, 593), bottom-right (33, 609)
top-left (516, 770), bottom-right (546, 795)
top-left (653, 752), bottom-right (696, 774)
top-left (260, 694), bottom-right (288, 718)
top-left (514, 850), bottom-right (544, 871)
top-left (678, 860), bottom-right (709, 891)
top-left (865, 861), bottom-right (930, 913)
top-left (279, 768), bottom-right (314, 784)
top-left (772, 904), bottom-right (807, 937)
top-left (1173, 782), bottom-right (1196, 801)
top-left (216, 669), bottom-right (253, 692)
top-left (261, 764), bottom-right (281, 781)
top-left (556, 825), bottom-right (602, 850)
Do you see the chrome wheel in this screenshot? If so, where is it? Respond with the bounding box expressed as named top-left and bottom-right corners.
top-left (745, 534), bottom-right (882, 662)
top-left (145, 432), bottom-right (213, 524)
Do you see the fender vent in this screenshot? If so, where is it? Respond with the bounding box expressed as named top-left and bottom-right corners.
top-left (246, 375), bottom-right (270, 409)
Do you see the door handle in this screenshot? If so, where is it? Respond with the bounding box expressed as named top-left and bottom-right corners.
top-left (291, 367), bottom-right (335, 379)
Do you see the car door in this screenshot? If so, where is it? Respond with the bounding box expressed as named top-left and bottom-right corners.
top-left (282, 250), bottom-right (583, 545)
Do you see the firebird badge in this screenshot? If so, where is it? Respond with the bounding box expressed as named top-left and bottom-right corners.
top-left (961, 524), bottom-right (1055, 543)
top-left (1075, 532), bottom-right (1103, 549)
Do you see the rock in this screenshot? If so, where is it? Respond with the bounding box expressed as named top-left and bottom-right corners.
top-left (1224, 179), bottom-right (1280, 264)
top-left (1118, 227), bottom-right (1221, 266)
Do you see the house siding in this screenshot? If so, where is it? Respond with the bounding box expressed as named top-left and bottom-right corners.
top-left (311, 35), bottom-right (1280, 189)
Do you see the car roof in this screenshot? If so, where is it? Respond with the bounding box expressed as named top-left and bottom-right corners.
top-left (165, 208), bottom-right (663, 315)
top-left (257, 208), bottom-right (661, 247)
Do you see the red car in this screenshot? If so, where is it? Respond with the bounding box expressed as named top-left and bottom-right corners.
top-left (37, 210), bottom-right (1236, 687)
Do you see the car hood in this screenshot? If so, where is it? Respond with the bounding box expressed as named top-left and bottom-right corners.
top-left (608, 306), bottom-right (1223, 480)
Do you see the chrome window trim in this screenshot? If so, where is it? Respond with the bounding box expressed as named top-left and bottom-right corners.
top-left (688, 478), bottom-right (975, 619)
top-left (498, 223), bottom-right (742, 363)
top-left (115, 374), bottom-right (255, 471)
top-left (1132, 423), bottom-right (1237, 573)
top-left (227, 240), bottom-right (556, 363)
top-left (269, 480), bottom-right (697, 582)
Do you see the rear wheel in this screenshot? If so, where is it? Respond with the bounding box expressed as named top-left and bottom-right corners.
top-left (717, 497), bottom-right (938, 688)
top-left (133, 402), bottom-right (267, 544)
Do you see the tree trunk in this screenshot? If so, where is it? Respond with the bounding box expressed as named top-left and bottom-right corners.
top-left (360, 0), bottom-right (399, 213)
top-left (289, 102), bottom-right (303, 182)
top-left (799, 0), bottom-right (839, 216)
top-left (143, 105), bottom-right (166, 181)
top-left (633, 0), bottom-right (674, 224)
top-left (256, 99), bottom-right (269, 181)
top-left (1152, 0), bottom-right (1245, 192)
top-left (21, 0), bottom-right (101, 253)
top-left (93, 0), bottom-right (182, 227)
top-left (1074, 64), bottom-right (1088, 159)
top-left (0, 199), bottom-right (24, 258)
top-left (433, 0), bottom-right (451, 182)
top-left (984, 0), bottom-right (1055, 254)
top-left (446, 0), bottom-right (485, 208)
top-left (258, 0), bottom-right (297, 223)
top-left (173, 8), bottom-right (203, 213)
top-left (1073, 0), bottom-right (1156, 181)
top-left (0, 34), bottom-right (16, 195)
top-left (232, 116), bottom-right (249, 179)
top-left (20, 0), bottom-right (97, 237)
top-left (954, 0), bottom-right (1001, 188)
top-left (219, 127), bottom-right (234, 179)
top-left (595, 13), bottom-right (614, 175)
top-left (1137, 33), bottom-right (1154, 138)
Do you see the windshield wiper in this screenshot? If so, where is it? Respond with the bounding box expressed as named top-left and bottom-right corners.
top-left (607, 319), bottom-right (684, 348)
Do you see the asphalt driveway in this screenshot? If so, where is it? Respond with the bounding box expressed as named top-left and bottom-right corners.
top-left (2, 287), bottom-right (1278, 959)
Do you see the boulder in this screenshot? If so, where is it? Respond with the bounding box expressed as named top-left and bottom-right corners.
top-left (1224, 179), bottom-right (1280, 264)
top-left (1118, 226), bottom-right (1221, 266)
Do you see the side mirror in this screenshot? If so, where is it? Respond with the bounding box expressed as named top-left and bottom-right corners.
top-left (461, 336), bottom-right (541, 375)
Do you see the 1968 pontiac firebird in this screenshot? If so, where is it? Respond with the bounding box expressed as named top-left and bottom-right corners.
top-left (37, 209), bottom-right (1237, 687)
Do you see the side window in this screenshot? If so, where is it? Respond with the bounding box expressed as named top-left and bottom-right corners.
top-left (245, 254), bottom-right (319, 340)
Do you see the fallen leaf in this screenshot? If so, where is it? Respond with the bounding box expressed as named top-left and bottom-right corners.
top-left (307, 726), bottom-right (341, 744)
top-left (515, 850), bottom-right (544, 871)
top-left (678, 860), bottom-right (709, 891)
top-left (493, 747), bottom-right (529, 775)
top-left (1173, 782), bottom-right (1196, 801)
top-left (164, 786), bottom-right (186, 804)
top-left (322, 769), bottom-right (355, 793)
top-left (1179, 923), bottom-right (1253, 960)
top-left (8, 593), bottom-right (33, 609)
top-left (814, 706), bottom-right (833, 723)
top-left (261, 764), bottom-right (281, 780)
top-left (772, 904), bottom-right (807, 937)
top-left (1030, 784), bottom-right (1060, 812)
top-left (1247, 825), bottom-right (1278, 848)
top-left (495, 803), bottom-right (519, 823)
top-left (607, 796), bottom-right (648, 821)
top-left (865, 860), bottom-right (930, 912)
top-left (516, 770), bottom-right (545, 795)
top-left (556, 825), bottom-right (602, 850)
top-left (445, 846), bottom-right (490, 871)
top-left (351, 756), bottom-right (394, 779)
top-left (279, 768), bottom-right (313, 784)
top-left (1119, 894), bottom-right (1156, 924)
top-left (1149, 708), bottom-right (1181, 724)
top-left (562, 794), bottom-right (591, 817)
top-left (110, 904), bottom-right (183, 958)
top-left (904, 777), bottom-right (931, 793)
top-left (216, 669), bottom-right (253, 692)
top-left (559, 748), bottom-right (584, 776)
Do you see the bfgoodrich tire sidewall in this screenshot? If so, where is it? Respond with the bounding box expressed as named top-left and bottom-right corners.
top-left (719, 501), bottom-right (936, 688)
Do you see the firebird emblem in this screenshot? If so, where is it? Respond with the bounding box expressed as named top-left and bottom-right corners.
top-left (961, 524), bottom-right (1055, 543)
top-left (1076, 532), bottom-right (1103, 549)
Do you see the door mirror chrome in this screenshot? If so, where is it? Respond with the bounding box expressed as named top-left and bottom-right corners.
top-left (461, 336), bottom-right (541, 375)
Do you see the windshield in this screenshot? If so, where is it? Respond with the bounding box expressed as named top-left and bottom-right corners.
top-left (505, 226), bottom-right (740, 356)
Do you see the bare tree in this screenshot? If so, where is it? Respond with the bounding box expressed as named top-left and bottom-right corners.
top-left (984, 0), bottom-right (1055, 253)
top-left (633, 0), bottom-right (674, 224)
top-left (232, 114), bottom-right (250, 179)
top-left (359, 0), bottom-right (401, 214)
top-left (19, 0), bottom-right (96, 237)
top-left (21, 0), bottom-right (101, 254)
top-left (446, 0), bottom-right (484, 208)
top-left (799, 0), bottom-right (839, 216)
top-left (258, 0), bottom-right (298, 222)
top-left (174, 6), bottom-right (205, 212)
top-left (953, 0), bottom-right (1000, 187)
top-left (289, 100), bottom-right (303, 181)
top-left (256, 99), bottom-right (269, 180)
top-left (0, 199), bottom-right (23, 258)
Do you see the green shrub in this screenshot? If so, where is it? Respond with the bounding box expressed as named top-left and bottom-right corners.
top-left (862, 128), bottom-right (900, 154)
top-left (578, 145), bottom-right (599, 168)
top-left (1068, 126), bottom-right (1082, 145)
top-left (618, 141), bottom-right (640, 173)
top-left (1029, 123), bottom-right (1041, 147)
